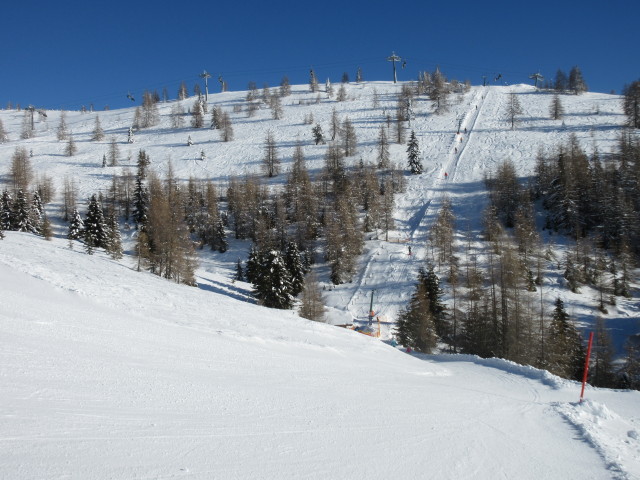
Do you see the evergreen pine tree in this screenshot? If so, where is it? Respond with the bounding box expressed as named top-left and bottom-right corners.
top-left (11, 190), bottom-right (36, 233)
top-left (1, 191), bottom-right (13, 230)
top-left (419, 265), bottom-right (447, 337)
top-left (245, 244), bottom-right (263, 285)
top-left (210, 218), bottom-right (228, 252)
top-left (84, 194), bottom-right (108, 249)
top-left (91, 115), bottom-right (105, 141)
top-left (407, 130), bottom-right (423, 174)
top-left (29, 191), bottom-right (44, 234)
top-left (67, 207), bottom-right (85, 241)
top-left (312, 124), bottom-right (325, 145)
top-left (394, 282), bottom-right (438, 353)
top-left (284, 241), bottom-right (305, 297)
top-left (547, 298), bottom-right (586, 380)
top-left (622, 80), bottom-right (640, 129)
top-left (106, 212), bottom-right (123, 259)
top-left (568, 66), bottom-right (588, 95)
top-left (253, 249), bottom-right (294, 309)
top-left (191, 99), bottom-right (205, 128)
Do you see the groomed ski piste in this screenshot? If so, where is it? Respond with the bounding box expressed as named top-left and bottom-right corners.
top-left (1, 82), bottom-right (639, 478)
top-left (1, 233), bottom-right (639, 479)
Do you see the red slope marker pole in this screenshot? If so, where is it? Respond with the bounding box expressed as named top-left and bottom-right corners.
top-left (580, 331), bottom-right (594, 403)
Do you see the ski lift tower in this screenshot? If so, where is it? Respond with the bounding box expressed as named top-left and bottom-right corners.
top-left (387, 52), bottom-right (402, 84)
top-left (26, 105), bottom-right (35, 131)
top-left (529, 72), bottom-right (544, 89)
top-left (200, 70), bottom-right (212, 101)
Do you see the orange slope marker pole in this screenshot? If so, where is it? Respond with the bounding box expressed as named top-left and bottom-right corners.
top-left (580, 331), bottom-right (594, 403)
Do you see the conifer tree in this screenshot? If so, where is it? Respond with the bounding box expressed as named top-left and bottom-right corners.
top-left (377, 126), bottom-right (390, 169)
top-left (591, 317), bottom-right (615, 388)
top-left (178, 81), bottom-right (188, 100)
top-left (10, 147), bottom-right (33, 194)
top-left (549, 94), bottom-right (565, 120)
top-left (568, 66), bottom-right (588, 95)
top-left (0, 118), bottom-right (9, 143)
top-left (330, 107), bottom-right (340, 141)
top-left (419, 265), bottom-right (447, 337)
top-left (106, 212), bottom-right (123, 259)
top-left (29, 191), bottom-right (44, 234)
top-left (84, 194), bottom-right (108, 250)
top-left (141, 91), bottom-right (160, 128)
top-left (336, 84), bottom-right (347, 102)
top-left (245, 244), bottom-right (263, 285)
top-left (11, 190), bottom-right (36, 233)
top-left (312, 124), bottom-right (325, 145)
top-left (284, 241), bottom-right (305, 297)
top-left (210, 105), bottom-right (221, 129)
top-left (394, 107), bottom-right (406, 144)
top-left (220, 112), bottom-right (234, 142)
top-left (253, 249), bottom-right (294, 309)
top-left (341, 117), bottom-right (357, 157)
top-left (67, 207), bottom-right (85, 241)
top-left (554, 70), bottom-right (568, 92)
top-left (430, 67), bottom-right (450, 114)
top-left (622, 80), bottom-right (640, 128)
top-left (262, 131), bottom-right (280, 177)
top-left (91, 115), bottom-right (105, 141)
top-left (546, 298), bottom-right (585, 380)
top-left (191, 99), bottom-right (205, 128)
top-left (279, 76), bottom-right (291, 97)
top-left (40, 212), bottom-right (52, 240)
top-left (57, 111), bottom-right (68, 141)
top-left (620, 339), bottom-right (640, 389)
top-left (394, 281), bottom-right (438, 353)
top-left (65, 133), bottom-right (77, 156)
top-left (1, 191), bottom-right (13, 230)
top-left (269, 93), bottom-right (283, 120)
top-left (298, 271), bottom-right (326, 322)
top-left (108, 136), bottom-right (119, 166)
top-left (170, 103), bottom-right (186, 128)
top-left (506, 92), bottom-right (523, 130)
top-left (407, 130), bottom-right (422, 174)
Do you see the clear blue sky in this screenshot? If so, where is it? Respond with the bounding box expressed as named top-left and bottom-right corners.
top-left (2, 0), bottom-right (638, 110)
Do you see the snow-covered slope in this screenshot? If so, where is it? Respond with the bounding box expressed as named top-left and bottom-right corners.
top-left (0, 83), bottom-right (634, 336)
top-left (1, 232), bottom-right (639, 479)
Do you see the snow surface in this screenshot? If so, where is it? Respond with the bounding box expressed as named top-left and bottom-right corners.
top-left (1, 82), bottom-right (637, 345)
top-left (1, 82), bottom-right (640, 478)
top-left (1, 233), bottom-right (639, 479)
